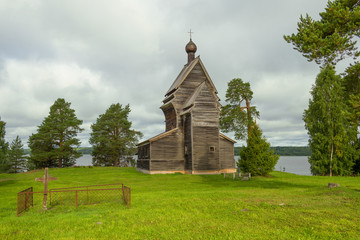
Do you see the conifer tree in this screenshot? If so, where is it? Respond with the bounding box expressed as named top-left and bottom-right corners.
top-left (89, 103), bottom-right (142, 167)
top-left (220, 78), bottom-right (259, 140)
top-left (28, 98), bottom-right (83, 168)
top-left (304, 66), bottom-right (358, 176)
top-left (220, 78), bottom-right (278, 175)
top-left (239, 123), bottom-right (279, 176)
top-left (284, 0), bottom-right (360, 66)
top-left (8, 136), bottom-right (26, 173)
top-left (0, 119), bottom-right (9, 173)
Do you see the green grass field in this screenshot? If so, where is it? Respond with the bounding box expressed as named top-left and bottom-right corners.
top-left (0, 167), bottom-right (359, 239)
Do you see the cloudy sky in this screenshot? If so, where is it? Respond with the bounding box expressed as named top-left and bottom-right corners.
top-left (1, 0), bottom-right (336, 147)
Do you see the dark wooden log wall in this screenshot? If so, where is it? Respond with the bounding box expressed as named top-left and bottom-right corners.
top-left (184, 114), bottom-right (192, 171)
top-left (150, 129), bottom-right (185, 171)
top-left (137, 144), bottom-right (150, 170)
top-left (162, 104), bottom-right (177, 131)
top-left (219, 137), bottom-right (235, 169)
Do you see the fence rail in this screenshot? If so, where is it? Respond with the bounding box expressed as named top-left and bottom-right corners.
top-left (17, 183), bottom-right (131, 216)
top-left (17, 187), bottom-right (33, 216)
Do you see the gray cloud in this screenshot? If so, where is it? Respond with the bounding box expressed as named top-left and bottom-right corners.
top-left (0, 0), bottom-right (330, 147)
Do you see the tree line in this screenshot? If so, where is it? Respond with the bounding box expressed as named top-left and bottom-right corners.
top-left (284, 0), bottom-right (360, 176)
top-left (234, 147), bottom-right (311, 156)
top-left (0, 98), bottom-right (142, 173)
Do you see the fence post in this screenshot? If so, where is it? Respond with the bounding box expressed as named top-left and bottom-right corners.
top-left (30, 187), bottom-right (33, 207)
top-left (122, 183), bottom-right (125, 202)
top-left (87, 187), bottom-right (89, 204)
top-left (17, 192), bottom-right (20, 216)
top-left (49, 190), bottom-right (52, 205)
top-left (128, 187), bottom-right (131, 208)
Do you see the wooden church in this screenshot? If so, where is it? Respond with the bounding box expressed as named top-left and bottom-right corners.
top-left (137, 38), bottom-right (236, 174)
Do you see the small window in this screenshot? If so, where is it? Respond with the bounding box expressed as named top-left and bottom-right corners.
top-left (209, 146), bottom-right (215, 152)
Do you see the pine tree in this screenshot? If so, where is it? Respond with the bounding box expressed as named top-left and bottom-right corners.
top-left (284, 0), bottom-right (360, 66)
top-left (304, 66), bottom-right (358, 176)
top-left (220, 78), bottom-right (278, 175)
top-left (0, 119), bottom-right (9, 173)
top-left (220, 78), bottom-right (259, 140)
top-left (28, 98), bottom-right (84, 168)
top-left (8, 136), bottom-right (26, 173)
top-left (89, 103), bottom-right (142, 167)
top-left (239, 123), bottom-right (279, 176)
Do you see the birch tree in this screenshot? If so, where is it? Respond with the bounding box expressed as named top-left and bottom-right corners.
top-left (304, 66), bottom-right (357, 176)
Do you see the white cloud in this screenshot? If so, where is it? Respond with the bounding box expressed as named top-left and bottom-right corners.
top-left (0, 0), bottom-right (333, 148)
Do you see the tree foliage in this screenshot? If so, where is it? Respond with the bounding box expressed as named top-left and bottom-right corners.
top-left (285, 0), bottom-right (360, 175)
top-left (239, 123), bottom-right (279, 176)
top-left (220, 78), bottom-right (259, 140)
top-left (304, 66), bottom-right (358, 176)
top-left (28, 98), bottom-right (83, 169)
top-left (0, 119), bottom-right (9, 173)
top-left (220, 78), bottom-right (278, 175)
top-left (8, 136), bottom-right (26, 173)
top-left (89, 103), bottom-right (142, 167)
top-left (284, 0), bottom-right (360, 65)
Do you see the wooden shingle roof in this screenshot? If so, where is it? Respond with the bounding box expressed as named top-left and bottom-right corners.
top-left (220, 133), bottom-right (237, 143)
top-left (165, 57), bottom-right (218, 97)
top-left (137, 128), bottom-right (179, 146)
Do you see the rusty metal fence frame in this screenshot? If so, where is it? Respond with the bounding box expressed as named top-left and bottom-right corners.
top-left (17, 183), bottom-right (131, 216)
top-left (122, 185), bottom-right (131, 208)
top-left (17, 187), bottom-right (33, 216)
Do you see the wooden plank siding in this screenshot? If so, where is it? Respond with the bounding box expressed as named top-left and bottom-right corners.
top-left (150, 129), bottom-right (185, 171)
top-left (219, 137), bottom-right (235, 169)
top-left (191, 83), bottom-right (220, 171)
top-left (173, 63), bottom-right (208, 127)
top-left (192, 126), bottom-right (219, 170)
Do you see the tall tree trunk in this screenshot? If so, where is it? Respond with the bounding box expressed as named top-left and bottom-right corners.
top-left (114, 157), bottom-right (119, 167)
top-left (330, 142), bottom-right (333, 177)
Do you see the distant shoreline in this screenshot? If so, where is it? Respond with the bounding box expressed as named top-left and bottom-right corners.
top-left (25, 146), bottom-right (311, 156)
top-left (236, 146), bottom-right (310, 156)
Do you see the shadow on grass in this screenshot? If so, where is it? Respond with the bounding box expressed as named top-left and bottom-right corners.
top-left (196, 174), bottom-right (317, 190)
top-left (0, 179), bottom-right (16, 187)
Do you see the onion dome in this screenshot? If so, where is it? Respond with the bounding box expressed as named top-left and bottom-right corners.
top-left (185, 39), bottom-right (197, 53)
top-left (185, 39), bottom-right (197, 64)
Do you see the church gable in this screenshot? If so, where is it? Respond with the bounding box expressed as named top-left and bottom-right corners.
top-left (191, 83), bottom-right (220, 127)
top-left (171, 60), bottom-right (220, 111)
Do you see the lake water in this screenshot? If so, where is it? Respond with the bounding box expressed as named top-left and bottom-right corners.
top-left (275, 156), bottom-right (311, 176)
top-left (76, 155), bottom-right (311, 176)
top-left (236, 156), bottom-right (311, 176)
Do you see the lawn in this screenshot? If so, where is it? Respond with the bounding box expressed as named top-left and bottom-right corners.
top-left (0, 167), bottom-right (359, 239)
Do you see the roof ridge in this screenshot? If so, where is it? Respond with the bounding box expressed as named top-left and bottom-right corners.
top-left (165, 57), bottom-right (200, 96)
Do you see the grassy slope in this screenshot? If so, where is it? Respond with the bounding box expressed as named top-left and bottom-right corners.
top-left (0, 168), bottom-right (359, 240)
